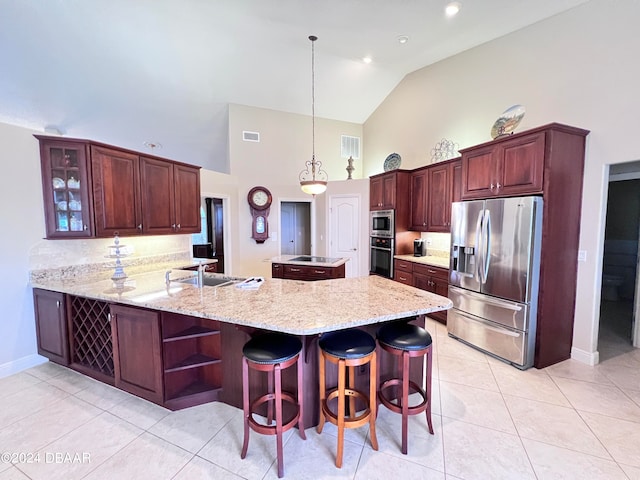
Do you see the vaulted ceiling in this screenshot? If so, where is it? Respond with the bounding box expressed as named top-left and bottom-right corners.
top-left (0, 0), bottom-right (590, 172)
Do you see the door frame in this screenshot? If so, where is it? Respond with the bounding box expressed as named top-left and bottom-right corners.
top-left (278, 197), bottom-right (315, 256)
top-left (200, 191), bottom-right (232, 275)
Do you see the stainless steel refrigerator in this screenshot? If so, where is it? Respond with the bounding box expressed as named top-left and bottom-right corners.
top-left (448, 196), bottom-right (543, 369)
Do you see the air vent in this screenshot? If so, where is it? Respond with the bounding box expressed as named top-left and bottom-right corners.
top-left (243, 131), bottom-right (260, 142)
top-left (341, 135), bottom-right (360, 159)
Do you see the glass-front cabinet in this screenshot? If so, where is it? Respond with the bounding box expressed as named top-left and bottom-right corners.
top-left (37, 137), bottom-right (94, 238)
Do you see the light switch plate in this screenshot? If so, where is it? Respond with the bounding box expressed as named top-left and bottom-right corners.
top-left (578, 250), bottom-right (587, 262)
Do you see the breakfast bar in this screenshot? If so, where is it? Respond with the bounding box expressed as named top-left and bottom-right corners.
top-left (31, 268), bottom-right (452, 426)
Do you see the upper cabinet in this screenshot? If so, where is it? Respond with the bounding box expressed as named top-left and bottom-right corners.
top-left (461, 131), bottom-right (545, 200)
top-left (409, 158), bottom-right (461, 232)
top-left (38, 139), bottom-right (94, 238)
top-left (369, 170), bottom-right (413, 234)
top-left (36, 136), bottom-right (201, 239)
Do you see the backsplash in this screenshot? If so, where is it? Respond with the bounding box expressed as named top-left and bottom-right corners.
top-left (29, 235), bottom-right (192, 283)
top-left (420, 232), bottom-right (451, 257)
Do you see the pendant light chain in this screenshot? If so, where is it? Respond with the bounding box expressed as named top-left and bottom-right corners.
top-left (311, 35), bottom-right (315, 161)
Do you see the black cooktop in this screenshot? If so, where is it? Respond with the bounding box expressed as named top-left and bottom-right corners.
top-left (289, 256), bottom-right (338, 263)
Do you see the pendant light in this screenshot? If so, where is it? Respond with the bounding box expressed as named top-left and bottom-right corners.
top-left (299, 35), bottom-right (328, 196)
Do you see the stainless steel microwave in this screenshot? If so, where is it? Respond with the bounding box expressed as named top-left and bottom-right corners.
top-left (370, 209), bottom-right (394, 238)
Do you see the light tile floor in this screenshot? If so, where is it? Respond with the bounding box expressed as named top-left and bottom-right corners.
top-left (1, 317), bottom-right (639, 479)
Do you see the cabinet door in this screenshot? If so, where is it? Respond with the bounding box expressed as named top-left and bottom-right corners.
top-left (452, 159), bottom-right (462, 203)
top-left (395, 270), bottom-right (414, 286)
top-left (413, 271), bottom-right (429, 290)
top-left (381, 174), bottom-right (397, 209)
top-left (370, 177), bottom-right (383, 209)
top-left (427, 163), bottom-right (451, 232)
top-left (91, 146), bottom-right (142, 237)
top-left (461, 146), bottom-right (496, 199)
top-left (410, 169), bottom-right (428, 231)
top-left (38, 139), bottom-right (94, 238)
top-left (33, 289), bottom-right (69, 365)
top-left (111, 304), bottom-right (163, 404)
top-left (139, 156), bottom-right (176, 235)
top-left (498, 132), bottom-right (545, 196)
top-left (173, 164), bottom-right (201, 234)
top-left (272, 263), bottom-right (283, 278)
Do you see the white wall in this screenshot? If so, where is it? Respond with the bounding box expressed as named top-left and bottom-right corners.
top-left (363, 0), bottom-right (640, 364)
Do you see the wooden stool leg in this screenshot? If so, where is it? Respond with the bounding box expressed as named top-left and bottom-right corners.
top-left (369, 351), bottom-right (378, 450)
top-left (241, 357), bottom-right (250, 459)
top-left (425, 347), bottom-right (434, 435)
top-left (296, 352), bottom-right (306, 440)
top-left (401, 351), bottom-right (410, 454)
top-left (274, 364), bottom-right (284, 478)
top-left (336, 358), bottom-right (346, 468)
top-left (348, 365), bottom-right (356, 418)
top-left (316, 349), bottom-right (326, 434)
top-left (267, 368), bottom-right (274, 425)
top-left (375, 344), bottom-right (381, 419)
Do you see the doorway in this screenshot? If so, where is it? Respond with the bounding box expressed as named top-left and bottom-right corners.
top-left (598, 166), bottom-right (640, 360)
top-left (192, 197), bottom-right (226, 273)
top-left (280, 202), bottom-right (311, 256)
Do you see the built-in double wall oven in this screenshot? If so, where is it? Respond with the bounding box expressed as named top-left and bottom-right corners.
top-left (370, 210), bottom-right (395, 278)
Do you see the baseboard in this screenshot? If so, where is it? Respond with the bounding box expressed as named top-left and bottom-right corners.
top-left (0, 354), bottom-right (48, 379)
top-left (571, 346), bottom-right (599, 366)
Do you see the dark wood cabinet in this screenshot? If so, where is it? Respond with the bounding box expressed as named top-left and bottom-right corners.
top-left (111, 304), bottom-right (164, 404)
top-left (461, 131), bottom-right (544, 200)
top-left (409, 168), bottom-right (428, 230)
top-left (37, 139), bottom-right (94, 238)
top-left (272, 263), bottom-right (346, 280)
top-left (33, 289), bottom-right (69, 365)
top-left (460, 123), bottom-right (590, 368)
top-left (91, 145), bottom-right (142, 237)
top-left (409, 158), bottom-right (460, 232)
top-left (162, 312), bottom-right (222, 410)
top-left (394, 260), bottom-right (448, 324)
top-left (35, 135), bottom-right (200, 239)
top-left (140, 157), bottom-right (201, 235)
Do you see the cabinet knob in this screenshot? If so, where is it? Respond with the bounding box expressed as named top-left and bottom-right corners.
top-left (172, 224), bottom-right (176, 229)
top-left (496, 183), bottom-right (502, 190)
top-left (490, 183), bottom-right (495, 190)
top-left (137, 224), bottom-right (142, 230)
top-left (107, 313), bottom-right (112, 323)
top-left (83, 224), bottom-right (88, 231)
top-left (177, 223), bottom-right (181, 230)
top-left (56, 300), bottom-right (60, 308)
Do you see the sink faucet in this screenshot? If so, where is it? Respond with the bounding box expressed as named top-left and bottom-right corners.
top-left (197, 262), bottom-right (206, 288)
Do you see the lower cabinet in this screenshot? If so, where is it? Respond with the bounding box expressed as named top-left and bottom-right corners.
top-left (272, 263), bottom-right (346, 280)
top-left (161, 312), bottom-right (222, 410)
top-left (33, 288), bottom-right (69, 365)
top-left (394, 260), bottom-right (449, 324)
top-left (111, 304), bottom-right (164, 404)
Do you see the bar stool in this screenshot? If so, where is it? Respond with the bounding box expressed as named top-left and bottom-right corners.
top-left (317, 329), bottom-right (378, 468)
top-left (241, 332), bottom-right (306, 478)
top-left (376, 321), bottom-right (434, 454)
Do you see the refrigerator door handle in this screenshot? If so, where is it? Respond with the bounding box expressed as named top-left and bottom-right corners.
top-left (482, 209), bottom-right (492, 283)
top-left (455, 310), bottom-right (522, 337)
top-left (475, 209), bottom-right (484, 282)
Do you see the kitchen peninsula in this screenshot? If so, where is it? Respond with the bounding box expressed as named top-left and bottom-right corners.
top-left (31, 268), bottom-right (451, 425)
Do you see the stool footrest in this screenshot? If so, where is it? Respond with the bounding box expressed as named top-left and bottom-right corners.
top-left (248, 392), bottom-right (301, 436)
top-left (321, 387), bottom-right (373, 429)
top-left (378, 379), bottom-right (428, 415)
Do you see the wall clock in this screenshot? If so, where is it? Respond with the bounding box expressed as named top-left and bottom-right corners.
top-left (247, 186), bottom-right (272, 244)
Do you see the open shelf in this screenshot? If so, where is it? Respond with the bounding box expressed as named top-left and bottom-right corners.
top-left (163, 325), bottom-right (219, 342)
top-left (165, 353), bottom-right (221, 373)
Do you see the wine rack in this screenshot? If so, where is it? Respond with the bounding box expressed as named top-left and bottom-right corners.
top-left (68, 295), bottom-right (114, 383)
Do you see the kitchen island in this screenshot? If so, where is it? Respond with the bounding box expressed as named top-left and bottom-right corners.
top-left (271, 254), bottom-right (348, 280)
top-left (31, 268), bottom-right (451, 424)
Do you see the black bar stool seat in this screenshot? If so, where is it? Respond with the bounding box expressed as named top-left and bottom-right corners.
top-left (241, 332), bottom-right (306, 478)
top-left (317, 329), bottom-right (378, 468)
top-left (377, 321), bottom-right (434, 455)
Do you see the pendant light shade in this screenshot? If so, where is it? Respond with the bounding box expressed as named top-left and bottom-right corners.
top-left (299, 35), bottom-right (328, 195)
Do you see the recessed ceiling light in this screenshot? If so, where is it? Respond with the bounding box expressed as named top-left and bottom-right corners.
top-left (445, 1), bottom-right (461, 17)
top-left (397, 35), bottom-right (409, 45)
top-left (362, 56), bottom-right (373, 64)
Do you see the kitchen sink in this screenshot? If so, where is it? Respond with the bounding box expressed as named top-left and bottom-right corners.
top-left (177, 276), bottom-right (235, 287)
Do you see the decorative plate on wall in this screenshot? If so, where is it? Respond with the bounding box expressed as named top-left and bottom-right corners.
top-left (491, 104), bottom-right (526, 139)
top-left (383, 153), bottom-right (402, 171)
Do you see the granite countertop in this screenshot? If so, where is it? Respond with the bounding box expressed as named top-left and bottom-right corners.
top-left (270, 255), bottom-right (348, 268)
top-left (395, 254), bottom-right (450, 269)
top-left (31, 269), bottom-right (451, 335)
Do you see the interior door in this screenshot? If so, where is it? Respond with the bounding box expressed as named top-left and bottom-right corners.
top-left (280, 202), bottom-right (310, 256)
top-left (329, 195), bottom-right (360, 277)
